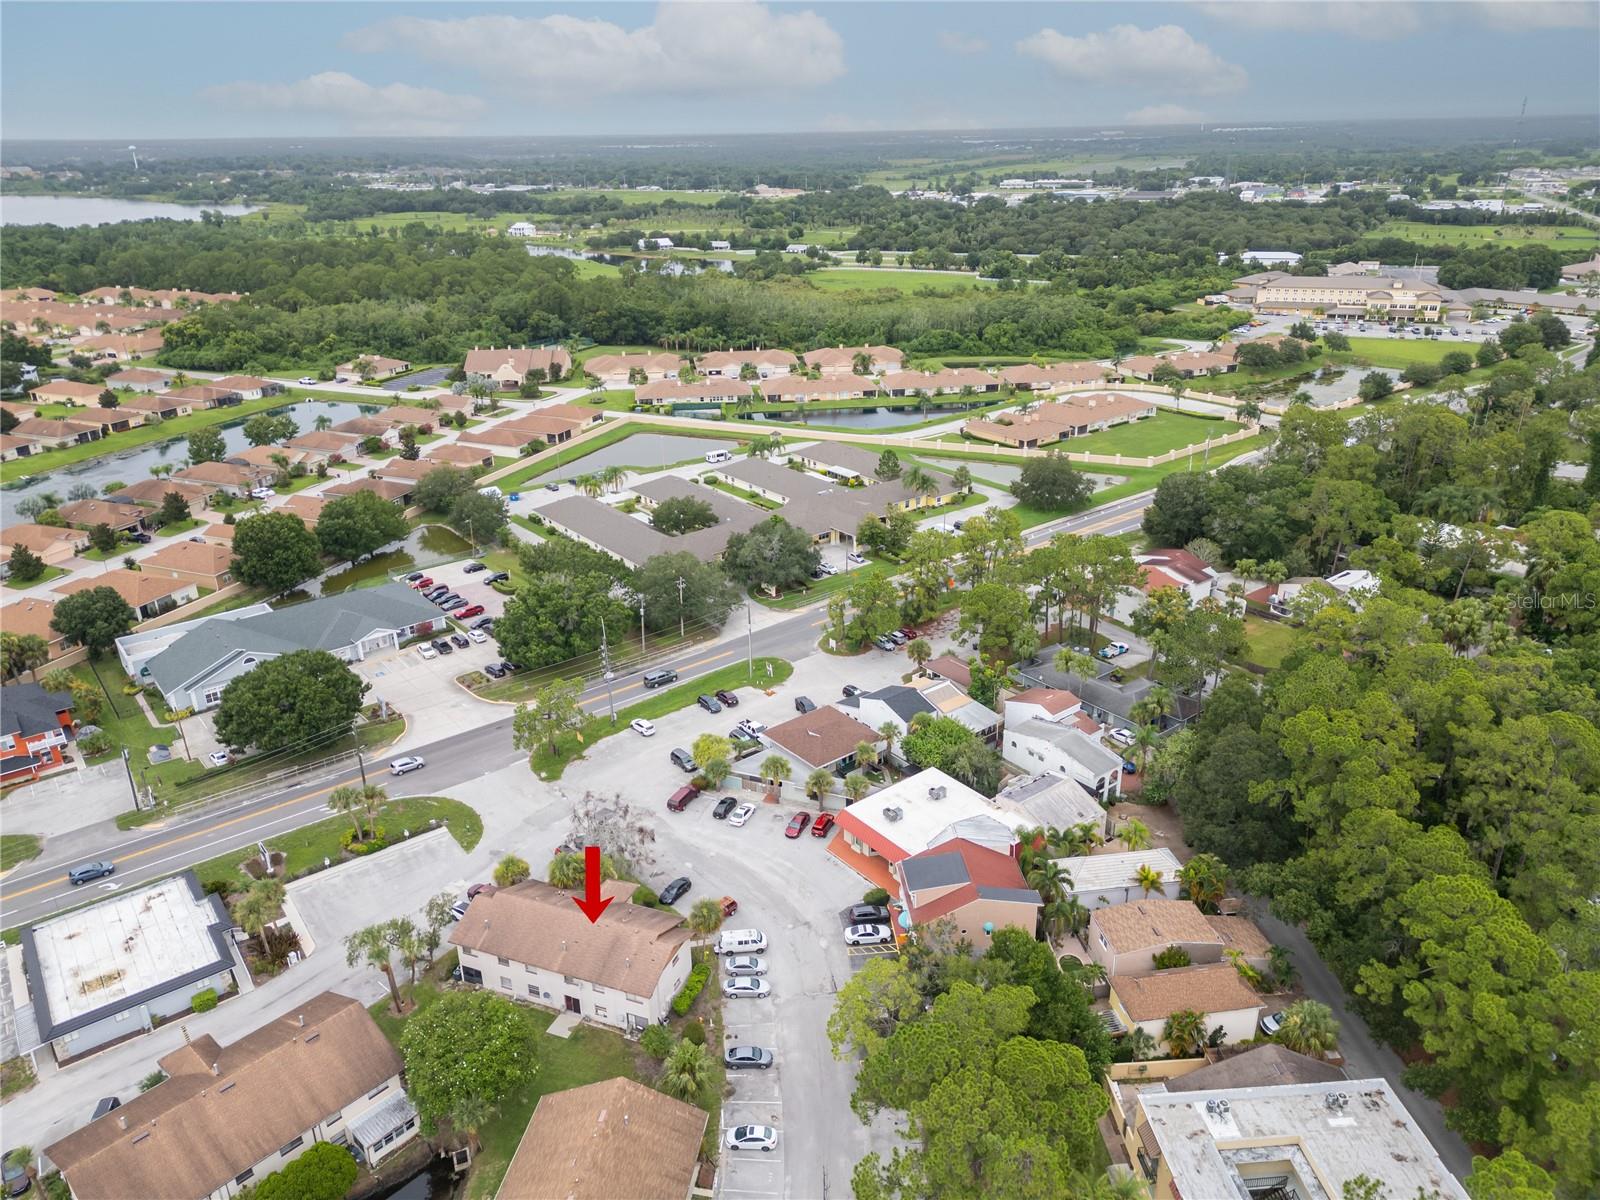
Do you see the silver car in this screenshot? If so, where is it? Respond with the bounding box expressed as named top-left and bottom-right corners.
top-left (722, 977), bottom-right (771, 999)
top-left (724, 1045), bottom-right (774, 1070)
top-left (725, 955), bottom-right (767, 977)
top-left (389, 755), bottom-right (426, 776)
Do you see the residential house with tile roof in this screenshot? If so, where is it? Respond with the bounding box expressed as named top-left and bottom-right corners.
top-left (894, 838), bottom-right (1040, 952)
top-left (1108, 963), bottom-right (1265, 1044)
top-left (55, 569), bottom-right (197, 619)
top-left (450, 880), bottom-right (694, 1034)
top-left (0, 596), bottom-right (67, 658)
top-left (801, 344), bottom-right (903, 375)
top-left (1088, 898), bottom-right (1227, 976)
top-left (581, 351), bottom-right (683, 387)
top-left (463, 345), bottom-right (572, 388)
top-left (697, 347), bottom-right (797, 379)
top-left (0, 522), bottom-right (87, 566)
top-left (139, 540), bottom-right (236, 591)
top-left (760, 705), bottom-right (880, 772)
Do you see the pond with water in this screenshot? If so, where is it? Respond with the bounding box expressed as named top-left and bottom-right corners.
top-left (1, 399), bottom-right (382, 504)
top-left (1, 195), bottom-right (259, 226)
top-left (295, 526), bottom-right (475, 599)
top-left (530, 433), bottom-right (734, 484)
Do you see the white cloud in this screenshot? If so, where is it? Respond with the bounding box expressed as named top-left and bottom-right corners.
top-left (1017, 24), bottom-right (1248, 96)
top-left (1193, 2), bottom-right (1422, 40)
top-left (1125, 104), bottom-right (1207, 125)
top-left (203, 72), bottom-right (484, 135)
top-left (936, 31), bottom-right (988, 55)
top-left (1463, 0), bottom-right (1597, 30)
top-left (348, 2), bottom-right (844, 97)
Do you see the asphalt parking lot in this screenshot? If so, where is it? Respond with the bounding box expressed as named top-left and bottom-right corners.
top-left (406, 559), bottom-right (509, 621)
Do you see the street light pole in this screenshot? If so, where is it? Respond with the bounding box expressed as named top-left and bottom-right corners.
top-left (351, 728), bottom-right (369, 787)
top-left (675, 575), bottom-right (686, 641)
top-left (600, 616), bottom-right (617, 723)
top-left (120, 748), bottom-right (141, 811)
top-left (745, 600), bottom-right (754, 681)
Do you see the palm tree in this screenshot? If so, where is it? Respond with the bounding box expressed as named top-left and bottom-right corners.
top-left (1026, 859), bottom-right (1068, 907)
top-left (804, 768), bottom-right (834, 809)
top-left (902, 466), bottom-right (937, 497)
top-left (1178, 854), bottom-right (1229, 913)
top-left (357, 783), bottom-right (388, 833)
top-left (905, 638), bottom-right (932, 671)
top-left (688, 897), bottom-right (726, 943)
top-left (659, 1039), bottom-right (715, 1102)
top-left (1118, 817), bottom-right (1153, 852)
top-left (601, 465), bottom-right (628, 493)
top-left (1054, 647), bottom-right (1097, 679)
top-left (314, 414), bottom-right (333, 432)
top-left (1275, 999), bottom-right (1340, 1056)
top-left (231, 878), bottom-right (285, 943)
top-left (1131, 723), bottom-right (1160, 774)
top-left (1267, 944), bottom-right (1297, 991)
top-left (574, 473), bottom-right (604, 499)
top-left (345, 922), bottom-right (403, 1013)
top-left (1122, 1027), bottom-right (1160, 1064)
top-left (876, 721), bottom-right (901, 766)
top-left (1134, 864), bottom-right (1165, 898)
top-left (1162, 1008), bottom-right (1207, 1057)
top-left (547, 851), bottom-right (586, 889)
top-left (843, 772), bottom-right (871, 805)
top-left (854, 741), bottom-right (880, 772)
top-left (328, 784), bottom-right (367, 841)
top-left (1062, 896), bottom-right (1090, 940)
top-left (760, 754), bottom-right (791, 794)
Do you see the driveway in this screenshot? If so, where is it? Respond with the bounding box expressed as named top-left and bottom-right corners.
top-left (355, 637), bottom-right (505, 747)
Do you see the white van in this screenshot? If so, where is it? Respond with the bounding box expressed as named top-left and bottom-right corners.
top-left (478, 485), bottom-right (503, 499)
top-left (715, 929), bottom-right (768, 956)
top-left (704, 449), bottom-right (733, 465)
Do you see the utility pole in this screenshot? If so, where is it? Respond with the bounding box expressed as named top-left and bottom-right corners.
top-left (745, 600), bottom-right (754, 681)
top-left (599, 616), bottom-right (617, 723)
top-left (639, 598), bottom-right (647, 655)
top-left (675, 575), bottom-right (686, 640)
top-left (351, 728), bottom-right (369, 787)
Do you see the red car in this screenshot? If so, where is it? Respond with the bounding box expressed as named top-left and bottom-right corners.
top-left (898, 627), bottom-right (918, 640)
top-left (456, 604), bottom-right (485, 620)
top-left (811, 813), bottom-right (835, 838)
top-left (411, 576), bottom-right (434, 590)
top-left (784, 812), bottom-right (811, 838)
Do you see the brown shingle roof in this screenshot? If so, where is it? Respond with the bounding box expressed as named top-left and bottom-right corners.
top-left (112, 479), bottom-right (211, 507)
top-left (923, 655), bottom-right (971, 689)
top-left (141, 540), bottom-right (234, 577)
top-left (495, 1077), bottom-right (707, 1200)
top-left (45, 991), bottom-right (402, 1200)
top-left (57, 498), bottom-right (147, 529)
top-left (1206, 915), bottom-right (1272, 959)
top-left (0, 597), bottom-right (62, 645)
top-left (762, 706), bottom-right (879, 768)
top-left (0, 524), bottom-right (84, 553)
top-left (1162, 1044), bottom-right (1344, 1092)
top-left (1112, 964), bottom-right (1263, 1022)
top-left (55, 569), bottom-right (193, 609)
top-left (449, 881), bottom-right (692, 996)
top-left (1092, 900), bottom-right (1220, 955)
top-left (324, 478), bottom-right (411, 503)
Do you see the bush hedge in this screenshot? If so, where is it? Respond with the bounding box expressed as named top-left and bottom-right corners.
top-left (190, 988), bottom-right (219, 1013)
top-left (863, 887), bottom-right (890, 906)
top-left (640, 1023), bottom-right (673, 1059)
top-left (671, 963), bottom-right (711, 1016)
top-left (681, 1019), bottom-right (706, 1046)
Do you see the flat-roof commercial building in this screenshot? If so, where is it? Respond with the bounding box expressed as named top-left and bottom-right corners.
top-left (21, 872), bottom-right (236, 1063)
top-left (833, 768), bottom-right (1028, 870)
top-left (1136, 1078), bottom-right (1468, 1200)
top-left (45, 991), bottom-right (419, 1200)
top-left (1252, 274), bottom-right (1446, 320)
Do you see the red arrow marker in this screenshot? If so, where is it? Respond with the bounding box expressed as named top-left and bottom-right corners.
top-left (572, 845), bottom-right (613, 924)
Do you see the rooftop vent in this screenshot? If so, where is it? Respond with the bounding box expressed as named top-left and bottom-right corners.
top-left (927, 785), bottom-right (947, 801)
top-left (884, 806), bottom-right (904, 822)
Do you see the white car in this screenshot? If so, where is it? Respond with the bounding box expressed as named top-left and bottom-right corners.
top-left (846, 551), bottom-right (866, 565)
top-left (816, 561), bottom-right (838, 576)
top-left (1097, 641), bottom-right (1130, 659)
top-left (389, 755), bottom-right (425, 776)
top-left (297, 376), bottom-right (318, 385)
top-left (207, 750), bottom-right (231, 768)
top-left (466, 629), bottom-right (487, 644)
top-left (723, 977), bottom-right (771, 999)
top-left (417, 644), bottom-right (438, 661)
top-left (844, 923), bottom-right (893, 946)
top-left (727, 803), bottom-right (756, 827)
top-left (249, 487), bottom-right (275, 500)
top-left (630, 718), bottom-right (656, 737)
top-left (725, 1125), bottom-right (778, 1153)
top-left (1105, 727), bottom-right (1136, 748)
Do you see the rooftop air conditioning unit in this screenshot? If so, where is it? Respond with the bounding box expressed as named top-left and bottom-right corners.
top-left (884, 806), bottom-right (904, 822)
top-left (1215, 1100), bottom-right (1230, 1116)
top-left (928, 786), bottom-right (946, 800)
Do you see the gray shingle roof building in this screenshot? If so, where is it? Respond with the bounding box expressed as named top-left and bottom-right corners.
top-left (140, 584), bottom-right (441, 711)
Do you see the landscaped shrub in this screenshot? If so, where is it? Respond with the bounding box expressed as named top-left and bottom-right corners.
top-left (680, 1018), bottom-right (706, 1046)
top-left (76, 732), bottom-right (113, 758)
top-left (863, 887), bottom-right (890, 906)
top-left (631, 884), bottom-right (660, 908)
top-left (1152, 945), bottom-right (1192, 970)
top-left (342, 826), bottom-right (388, 856)
top-left (671, 963), bottom-right (711, 1016)
top-left (190, 988), bottom-right (219, 1013)
top-left (640, 1023), bottom-right (673, 1059)
top-left (252, 1141), bottom-right (358, 1200)
top-left (138, 1070), bottom-right (166, 1092)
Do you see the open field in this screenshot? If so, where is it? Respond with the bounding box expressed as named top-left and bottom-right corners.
top-left (1370, 220), bottom-right (1600, 253)
top-left (544, 188), bottom-right (733, 206)
top-left (1338, 337), bottom-right (1480, 368)
top-left (1059, 412), bottom-right (1243, 457)
top-left (1242, 616), bottom-right (1299, 669)
top-left (807, 268), bottom-right (994, 294)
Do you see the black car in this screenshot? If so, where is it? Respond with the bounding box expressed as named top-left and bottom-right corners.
top-left (67, 860), bottom-right (115, 886)
top-left (128, 531), bottom-right (152, 544)
top-left (404, 571), bottom-right (425, 582)
top-left (715, 689), bottom-right (739, 708)
top-left (658, 876), bottom-right (692, 905)
top-left (724, 1045), bottom-right (774, 1070)
top-left (500, 661), bottom-right (520, 673)
top-left (469, 616), bottom-right (496, 631)
top-left (449, 633), bottom-right (469, 649)
top-left (484, 662), bottom-right (507, 679)
top-left (846, 903), bottom-right (891, 924)
top-left (696, 694), bottom-right (723, 714)
top-left (431, 639), bottom-right (453, 655)
top-left (484, 572), bottom-right (510, 584)
top-left (712, 796), bottom-right (739, 819)
top-left (463, 562), bottom-right (487, 574)
top-left (842, 684), bottom-right (863, 698)
top-left (426, 585), bottom-right (450, 599)
top-left (794, 696), bottom-right (816, 714)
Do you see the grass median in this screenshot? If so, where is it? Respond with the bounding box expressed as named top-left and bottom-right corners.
top-left (0, 835), bottom-right (42, 872)
top-left (525, 657), bottom-right (793, 780)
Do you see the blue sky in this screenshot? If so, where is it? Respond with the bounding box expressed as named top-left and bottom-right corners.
top-left (3, 2), bottom-right (1597, 139)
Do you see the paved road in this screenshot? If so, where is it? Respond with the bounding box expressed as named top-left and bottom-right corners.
top-left (1249, 904), bottom-right (1474, 1183)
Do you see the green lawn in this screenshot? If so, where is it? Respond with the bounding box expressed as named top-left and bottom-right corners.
top-left (501, 658), bottom-right (794, 779)
top-left (754, 556), bottom-right (897, 612)
top-left (1242, 617), bottom-right (1298, 669)
top-left (0, 835), bottom-right (42, 872)
top-left (1371, 219), bottom-right (1600, 253)
top-left (701, 477), bottom-right (781, 509)
top-left (190, 795), bottom-right (482, 893)
top-left (155, 517), bottom-right (203, 537)
top-left (1337, 337), bottom-right (1481, 369)
top-left (807, 268), bottom-right (993, 294)
top-left (368, 974), bottom-right (641, 1200)
top-left (3, 565), bottom-right (67, 589)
